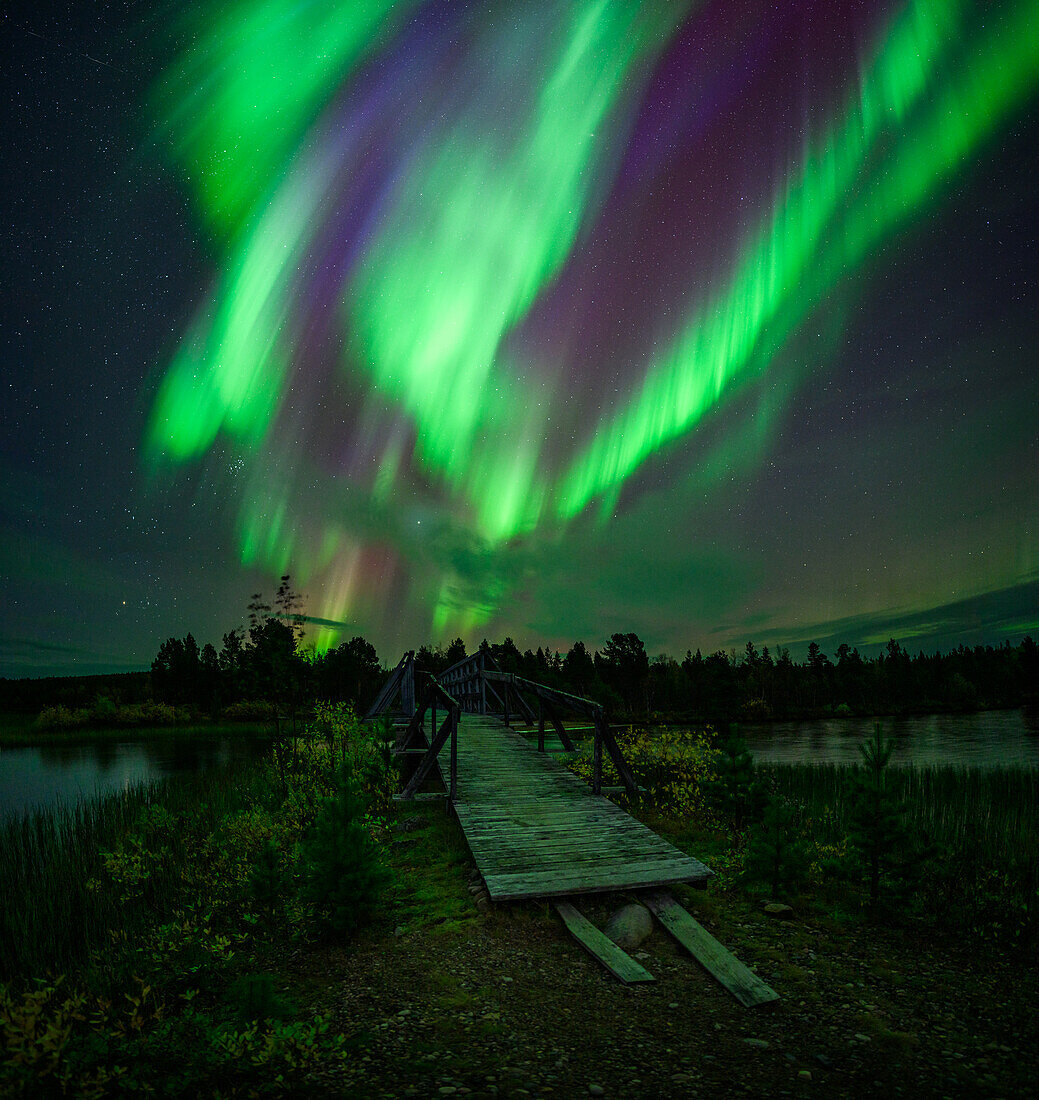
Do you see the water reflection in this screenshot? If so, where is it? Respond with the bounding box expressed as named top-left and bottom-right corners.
top-left (741, 708), bottom-right (1039, 768)
top-left (0, 735), bottom-right (270, 820)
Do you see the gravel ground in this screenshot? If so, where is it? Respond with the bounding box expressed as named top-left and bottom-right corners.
top-left (281, 808), bottom-right (1035, 1099)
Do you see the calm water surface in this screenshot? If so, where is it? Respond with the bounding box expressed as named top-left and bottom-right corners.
top-left (741, 707), bottom-right (1039, 768)
top-left (0, 735), bottom-right (269, 821)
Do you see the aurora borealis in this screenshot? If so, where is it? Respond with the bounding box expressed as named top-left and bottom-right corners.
top-left (3, 1), bottom-right (1038, 675)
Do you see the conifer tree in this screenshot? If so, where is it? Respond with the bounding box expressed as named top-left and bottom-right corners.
top-left (709, 724), bottom-right (764, 832)
top-left (743, 795), bottom-right (810, 901)
top-left (846, 723), bottom-right (923, 915)
top-left (299, 763), bottom-right (391, 934)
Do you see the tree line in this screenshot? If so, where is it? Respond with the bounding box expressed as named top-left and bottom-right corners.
top-left (145, 577), bottom-right (1037, 722)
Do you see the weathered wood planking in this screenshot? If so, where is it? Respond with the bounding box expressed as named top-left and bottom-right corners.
top-left (435, 715), bottom-right (711, 902)
top-left (642, 889), bottom-right (779, 1008)
top-left (554, 901), bottom-right (655, 984)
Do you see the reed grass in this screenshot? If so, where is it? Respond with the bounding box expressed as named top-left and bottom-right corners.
top-left (760, 762), bottom-right (1039, 879)
top-left (0, 758), bottom-right (274, 978)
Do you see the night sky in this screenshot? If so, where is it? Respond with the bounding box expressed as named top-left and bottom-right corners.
top-left (3, 0), bottom-right (1038, 679)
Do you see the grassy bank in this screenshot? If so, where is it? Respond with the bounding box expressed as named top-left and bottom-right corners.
top-left (1, 704), bottom-right (398, 1096)
top-left (761, 761), bottom-right (1039, 873)
top-left (2, 716), bottom-right (1037, 1096)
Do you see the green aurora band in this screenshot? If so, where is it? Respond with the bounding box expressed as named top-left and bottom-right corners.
top-left (145, 0), bottom-right (1039, 645)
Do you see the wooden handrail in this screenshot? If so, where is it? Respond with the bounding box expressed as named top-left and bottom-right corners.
top-left (482, 670), bottom-right (604, 718)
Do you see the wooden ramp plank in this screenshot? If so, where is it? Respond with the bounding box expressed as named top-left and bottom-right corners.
top-left (642, 889), bottom-right (779, 1008)
top-left (554, 901), bottom-right (654, 984)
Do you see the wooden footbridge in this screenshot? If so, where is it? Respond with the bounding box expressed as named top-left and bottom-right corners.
top-left (368, 651), bottom-right (777, 1004)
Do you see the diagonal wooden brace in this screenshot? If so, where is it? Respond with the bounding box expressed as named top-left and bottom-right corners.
top-left (399, 711), bottom-right (455, 799)
top-left (542, 699), bottom-right (576, 752)
top-left (596, 713), bottom-right (638, 795)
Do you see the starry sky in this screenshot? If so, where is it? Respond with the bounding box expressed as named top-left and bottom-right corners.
top-left (3, 0), bottom-right (1038, 678)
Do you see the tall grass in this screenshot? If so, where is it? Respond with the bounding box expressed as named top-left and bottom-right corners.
top-left (761, 764), bottom-right (1037, 857)
top-left (760, 762), bottom-right (1039, 914)
top-left (0, 758), bottom-right (274, 978)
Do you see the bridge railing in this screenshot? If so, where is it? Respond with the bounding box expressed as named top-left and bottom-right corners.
top-left (375, 650), bottom-right (639, 800)
top-left (479, 670), bottom-right (638, 797)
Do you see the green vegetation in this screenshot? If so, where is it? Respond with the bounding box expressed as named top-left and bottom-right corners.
top-left (742, 795), bottom-right (811, 901)
top-left (757, 757), bottom-right (1039, 939)
top-left (2, 691), bottom-right (1036, 1095)
top-left (0, 706), bottom-right (395, 1097)
top-left (298, 762), bottom-right (393, 934)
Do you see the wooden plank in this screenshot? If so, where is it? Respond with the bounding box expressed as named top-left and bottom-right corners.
top-left (642, 889), bottom-right (778, 1008)
top-left (484, 861), bottom-right (708, 895)
top-left (554, 901), bottom-right (654, 984)
top-left (485, 865), bottom-right (706, 901)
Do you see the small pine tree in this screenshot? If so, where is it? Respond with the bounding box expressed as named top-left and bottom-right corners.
top-left (299, 763), bottom-right (392, 934)
top-left (847, 723), bottom-right (920, 916)
top-left (743, 795), bottom-right (810, 901)
top-left (709, 725), bottom-right (765, 832)
top-left (227, 972), bottom-right (294, 1023)
top-left (248, 837), bottom-right (285, 912)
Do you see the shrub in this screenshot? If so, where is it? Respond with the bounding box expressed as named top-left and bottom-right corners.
top-left (568, 725), bottom-right (717, 819)
top-left (313, 702), bottom-right (396, 809)
top-left (222, 700), bottom-right (277, 722)
top-left (846, 724), bottom-right (931, 917)
top-left (33, 705), bottom-right (90, 731)
top-left (247, 837), bottom-right (286, 913)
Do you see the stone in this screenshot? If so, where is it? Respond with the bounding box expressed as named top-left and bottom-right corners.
top-left (588, 1087), bottom-right (605, 1097)
top-left (603, 902), bottom-right (654, 952)
top-left (764, 902), bottom-right (795, 919)
top-left (743, 1038), bottom-right (770, 1049)
top-left (798, 1070), bottom-right (812, 1081)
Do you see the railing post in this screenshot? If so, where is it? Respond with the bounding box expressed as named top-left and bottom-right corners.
top-left (503, 682), bottom-right (510, 727)
top-left (449, 708), bottom-right (458, 803)
top-left (431, 693), bottom-right (437, 746)
top-left (538, 697), bottom-right (545, 752)
top-left (593, 715), bottom-right (603, 795)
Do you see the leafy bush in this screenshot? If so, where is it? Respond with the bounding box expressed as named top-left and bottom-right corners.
top-left (313, 702), bottom-right (396, 809)
top-left (568, 725), bottom-right (717, 819)
top-left (0, 977), bottom-right (346, 1098)
top-left (221, 700), bottom-right (277, 722)
top-left (33, 705), bottom-right (90, 731)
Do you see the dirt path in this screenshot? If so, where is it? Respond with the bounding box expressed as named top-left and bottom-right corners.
top-left (276, 805), bottom-right (1035, 1098)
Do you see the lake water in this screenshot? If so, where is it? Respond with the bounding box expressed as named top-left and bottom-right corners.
top-left (741, 707), bottom-right (1039, 769)
top-left (0, 735), bottom-right (270, 821)
top-left (3, 709), bottom-right (1037, 820)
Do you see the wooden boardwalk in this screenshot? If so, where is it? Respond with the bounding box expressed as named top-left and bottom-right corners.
top-left (437, 714), bottom-right (711, 901)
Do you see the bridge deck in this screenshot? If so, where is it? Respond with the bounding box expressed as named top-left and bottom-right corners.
top-left (437, 714), bottom-right (711, 901)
